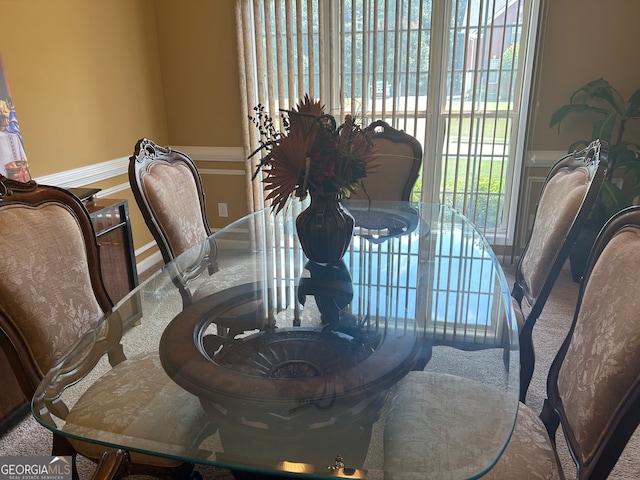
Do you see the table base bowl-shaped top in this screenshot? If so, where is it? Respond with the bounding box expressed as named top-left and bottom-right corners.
top-left (213, 328), bottom-right (374, 379)
top-left (159, 281), bottom-right (419, 469)
top-left (159, 282), bottom-right (421, 423)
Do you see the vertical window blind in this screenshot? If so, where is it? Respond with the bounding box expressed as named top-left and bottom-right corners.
top-left (235, 0), bottom-right (541, 243)
top-left (235, 0), bottom-right (541, 341)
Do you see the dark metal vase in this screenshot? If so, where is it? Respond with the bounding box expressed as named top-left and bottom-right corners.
top-left (295, 191), bottom-right (354, 264)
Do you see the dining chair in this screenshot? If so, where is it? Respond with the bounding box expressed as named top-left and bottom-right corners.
top-left (513, 139), bottom-right (607, 402)
top-left (348, 119), bottom-right (422, 202)
top-left (384, 205), bottom-right (640, 480)
top-left (483, 204), bottom-right (640, 479)
top-left (128, 138), bottom-right (218, 306)
top-left (0, 176), bottom-right (211, 480)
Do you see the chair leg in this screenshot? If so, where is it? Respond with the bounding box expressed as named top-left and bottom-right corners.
top-left (50, 429), bottom-right (209, 480)
top-left (90, 450), bottom-right (130, 480)
top-left (52, 433), bottom-right (79, 480)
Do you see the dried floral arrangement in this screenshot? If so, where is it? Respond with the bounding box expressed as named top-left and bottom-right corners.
top-left (250, 95), bottom-right (378, 213)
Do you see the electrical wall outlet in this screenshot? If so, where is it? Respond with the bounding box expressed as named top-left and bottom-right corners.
top-left (218, 203), bottom-right (228, 217)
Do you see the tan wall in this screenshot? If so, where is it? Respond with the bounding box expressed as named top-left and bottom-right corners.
top-left (154, 1), bottom-right (243, 147)
top-left (528, 0), bottom-right (640, 152)
top-left (153, 0), bottom-right (247, 227)
top-left (0, 0), bottom-right (169, 259)
top-left (513, 0), bottom-right (640, 252)
top-left (0, 0), bottom-right (168, 172)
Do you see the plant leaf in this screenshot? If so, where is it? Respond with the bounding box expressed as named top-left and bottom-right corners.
top-left (609, 143), bottom-right (638, 171)
top-left (572, 78), bottom-right (624, 113)
top-left (549, 104), bottom-right (610, 130)
top-left (627, 89), bottom-right (640, 119)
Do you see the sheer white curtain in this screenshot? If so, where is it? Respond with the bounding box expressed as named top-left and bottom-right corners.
top-left (235, 0), bottom-right (542, 246)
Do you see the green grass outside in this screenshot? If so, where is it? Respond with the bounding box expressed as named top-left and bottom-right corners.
top-left (412, 156), bottom-right (506, 227)
top-left (413, 157), bottom-right (506, 196)
top-left (446, 116), bottom-right (511, 142)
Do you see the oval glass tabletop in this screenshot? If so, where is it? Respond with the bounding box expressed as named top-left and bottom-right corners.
top-left (33, 201), bottom-right (519, 479)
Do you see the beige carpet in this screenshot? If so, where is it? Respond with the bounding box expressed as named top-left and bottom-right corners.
top-left (1, 264), bottom-right (639, 479)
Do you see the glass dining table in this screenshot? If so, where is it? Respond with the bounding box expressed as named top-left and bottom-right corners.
top-left (32, 200), bottom-right (519, 480)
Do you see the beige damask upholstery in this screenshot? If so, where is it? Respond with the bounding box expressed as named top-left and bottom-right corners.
top-left (385, 205), bottom-right (640, 480)
top-left (478, 402), bottom-right (561, 479)
top-left (519, 170), bottom-right (588, 300)
top-left (514, 139), bottom-right (607, 402)
top-left (0, 178), bottom-right (209, 479)
top-left (384, 371), bottom-right (520, 480)
top-left (141, 162), bottom-right (208, 257)
top-left (65, 352), bottom-right (208, 467)
top-left (0, 203), bottom-right (105, 377)
top-left (129, 138), bottom-right (218, 306)
top-left (347, 120), bottom-right (422, 202)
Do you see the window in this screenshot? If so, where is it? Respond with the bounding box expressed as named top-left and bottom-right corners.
top-left (236, 0), bottom-right (541, 246)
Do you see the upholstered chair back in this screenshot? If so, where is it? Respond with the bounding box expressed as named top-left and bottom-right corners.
top-left (519, 170), bottom-right (588, 301)
top-left (0, 178), bottom-right (112, 386)
top-left (144, 162), bottom-right (208, 258)
top-left (129, 138), bottom-right (211, 262)
top-left (129, 139), bottom-right (218, 305)
top-left (514, 139), bottom-right (607, 402)
top-left (517, 141), bottom-right (606, 307)
top-left (348, 120), bottom-right (422, 202)
top-left (551, 206), bottom-right (640, 477)
top-left (0, 177), bottom-right (212, 479)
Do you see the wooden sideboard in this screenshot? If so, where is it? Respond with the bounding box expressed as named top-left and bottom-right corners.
top-left (85, 198), bottom-right (139, 307)
top-left (0, 198), bottom-right (139, 428)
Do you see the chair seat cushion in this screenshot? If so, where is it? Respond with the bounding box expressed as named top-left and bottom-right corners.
top-left (64, 351), bottom-right (211, 467)
top-left (481, 401), bottom-right (562, 479)
top-left (384, 371), bottom-right (562, 479)
top-left (383, 371), bottom-right (519, 479)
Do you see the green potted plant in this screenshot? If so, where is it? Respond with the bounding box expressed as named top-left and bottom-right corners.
top-left (550, 78), bottom-right (640, 280)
